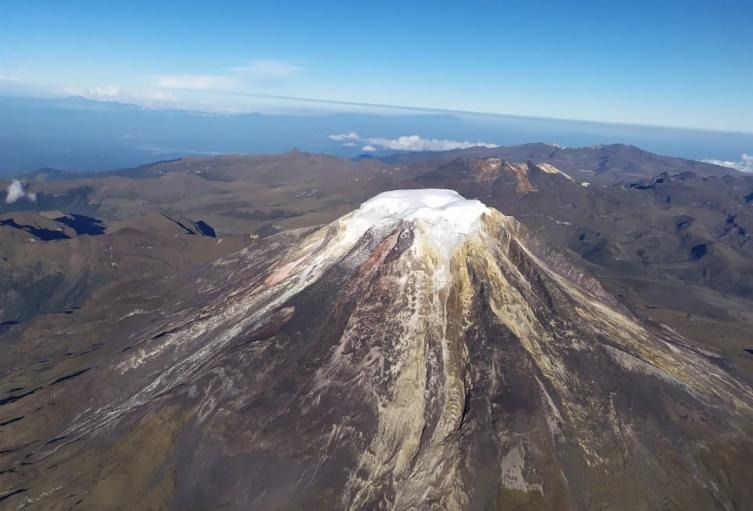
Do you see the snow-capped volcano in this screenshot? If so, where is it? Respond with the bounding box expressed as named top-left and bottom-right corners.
top-left (7, 190), bottom-right (753, 510)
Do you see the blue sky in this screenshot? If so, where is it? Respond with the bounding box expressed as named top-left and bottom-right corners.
top-left (1, 0), bottom-right (752, 133)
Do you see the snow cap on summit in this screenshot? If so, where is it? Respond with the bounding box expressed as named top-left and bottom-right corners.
top-left (358, 189), bottom-right (487, 232)
top-left (345, 189), bottom-right (489, 257)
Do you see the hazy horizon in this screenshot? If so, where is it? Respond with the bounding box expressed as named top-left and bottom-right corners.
top-left (2, 93), bottom-right (753, 175)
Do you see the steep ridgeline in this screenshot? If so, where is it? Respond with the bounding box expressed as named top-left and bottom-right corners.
top-left (3, 190), bottom-right (753, 510)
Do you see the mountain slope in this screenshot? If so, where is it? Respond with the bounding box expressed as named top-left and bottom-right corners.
top-left (2, 190), bottom-right (753, 510)
top-left (389, 143), bottom-right (738, 184)
top-left (0, 211), bottom-right (248, 326)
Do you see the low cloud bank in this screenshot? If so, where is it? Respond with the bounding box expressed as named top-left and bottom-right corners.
top-left (5, 180), bottom-right (37, 204)
top-left (702, 153), bottom-right (753, 173)
top-left (328, 132), bottom-right (498, 152)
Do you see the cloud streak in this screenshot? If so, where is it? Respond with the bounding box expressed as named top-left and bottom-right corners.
top-left (5, 180), bottom-right (37, 204)
top-left (52, 59), bottom-right (302, 108)
top-left (0, 72), bottom-right (22, 83)
top-left (229, 59), bottom-right (304, 80)
top-left (329, 132), bottom-right (498, 152)
top-left (156, 59), bottom-right (303, 92)
top-left (702, 153), bottom-right (753, 173)
top-left (328, 132), bottom-right (360, 142)
top-left (62, 85), bottom-right (177, 104)
top-left (155, 74), bottom-right (239, 91)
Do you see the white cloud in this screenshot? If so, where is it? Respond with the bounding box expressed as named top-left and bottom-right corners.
top-left (63, 85), bottom-right (119, 98)
top-left (328, 132), bottom-right (361, 142)
top-left (702, 153), bottom-right (753, 173)
top-left (5, 180), bottom-right (36, 204)
top-left (132, 89), bottom-right (178, 102)
top-left (89, 85), bottom-right (121, 98)
top-left (6, 180), bottom-right (24, 203)
top-left (329, 132), bottom-right (498, 152)
top-left (0, 72), bottom-right (22, 83)
top-left (230, 59), bottom-right (304, 80)
top-left (156, 59), bottom-right (303, 92)
top-left (155, 74), bottom-right (239, 91)
top-left (62, 85), bottom-right (177, 105)
top-left (367, 134), bottom-right (498, 152)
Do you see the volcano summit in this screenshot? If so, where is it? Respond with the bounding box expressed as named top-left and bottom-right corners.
top-left (2, 190), bottom-right (753, 510)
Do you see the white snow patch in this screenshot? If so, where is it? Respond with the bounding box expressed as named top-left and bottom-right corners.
top-left (343, 189), bottom-right (488, 258)
top-left (536, 162), bottom-right (574, 181)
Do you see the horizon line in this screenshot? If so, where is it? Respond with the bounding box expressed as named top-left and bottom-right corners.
top-left (4, 90), bottom-right (753, 137)
top-left (209, 91), bottom-right (753, 136)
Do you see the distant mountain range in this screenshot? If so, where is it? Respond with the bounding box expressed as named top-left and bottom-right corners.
top-left (2, 95), bottom-right (752, 174)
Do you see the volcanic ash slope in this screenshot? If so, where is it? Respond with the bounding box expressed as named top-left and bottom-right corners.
top-left (8, 189), bottom-right (753, 511)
